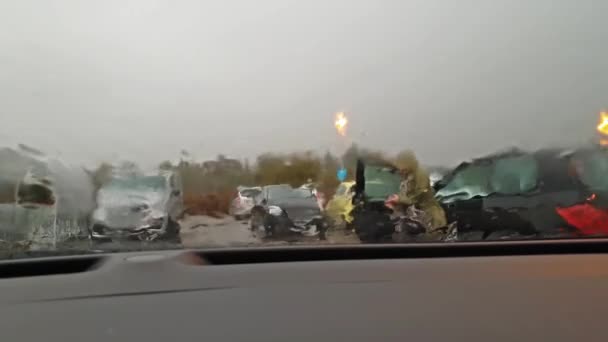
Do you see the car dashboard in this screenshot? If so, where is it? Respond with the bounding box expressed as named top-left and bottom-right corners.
top-left (0, 240), bottom-right (607, 341)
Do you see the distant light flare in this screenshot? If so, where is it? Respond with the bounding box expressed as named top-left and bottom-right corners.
top-left (597, 111), bottom-right (608, 135)
top-left (596, 111), bottom-right (608, 146)
top-left (334, 112), bottom-right (348, 137)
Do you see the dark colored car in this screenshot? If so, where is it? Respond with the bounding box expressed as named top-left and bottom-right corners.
top-left (351, 159), bottom-right (403, 243)
top-left (553, 146), bottom-right (608, 236)
top-left (434, 147), bottom-right (604, 240)
top-left (250, 185), bottom-right (327, 239)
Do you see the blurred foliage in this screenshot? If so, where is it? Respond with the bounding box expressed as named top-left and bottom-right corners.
top-left (175, 155), bottom-right (254, 195)
top-left (159, 160), bottom-right (173, 171)
top-left (318, 151), bottom-right (341, 199)
top-left (254, 151), bottom-right (322, 187)
top-left (90, 162), bottom-right (114, 191)
top-left (173, 145), bottom-right (390, 214)
top-left (115, 160), bottom-right (143, 178)
top-left (0, 143), bottom-right (412, 217)
top-left (0, 147), bottom-right (42, 204)
top-left (0, 187), bottom-right (13, 203)
top-left (82, 144), bottom-right (394, 215)
top-left (16, 184), bottom-right (55, 205)
top-left (182, 192), bottom-right (234, 218)
top-left (0, 142), bottom-right (451, 219)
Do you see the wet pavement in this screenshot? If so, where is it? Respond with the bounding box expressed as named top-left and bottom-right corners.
top-left (180, 215), bottom-right (361, 247)
top-left (0, 215), bottom-right (362, 258)
top-left (180, 215), bottom-right (260, 247)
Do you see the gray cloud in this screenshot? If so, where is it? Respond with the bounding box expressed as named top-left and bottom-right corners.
top-left (1, 0), bottom-right (606, 168)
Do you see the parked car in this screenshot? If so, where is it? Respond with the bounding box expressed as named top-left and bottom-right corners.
top-left (0, 146), bottom-right (95, 246)
top-left (324, 181), bottom-right (355, 228)
top-left (350, 159), bottom-right (405, 242)
top-left (250, 185), bottom-right (327, 239)
top-left (553, 146), bottom-right (608, 236)
top-left (90, 171), bottom-right (183, 242)
top-left (229, 186), bottom-right (262, 220)
top-left (299, 182), bottom-right (326, 210)
top-left (434, 148), bottom-right (596, 240)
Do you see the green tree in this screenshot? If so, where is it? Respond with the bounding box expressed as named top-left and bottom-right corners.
top-left (319, 151), bottom-right (341, 198)
top-left (254, 152), bottom-right (322, 186)
top-left (159, 160), bottom-right (173, 171)
top-left (91, 162), bottom-right (114, 190)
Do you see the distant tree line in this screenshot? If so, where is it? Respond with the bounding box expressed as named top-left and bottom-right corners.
top-left (0, 144), bottom-right (442, 216)
top-left (87, 144), bottom-right (435, 215)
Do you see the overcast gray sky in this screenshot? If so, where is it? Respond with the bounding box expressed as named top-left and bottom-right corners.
top-left (1, 0), bottom-right (606, 168)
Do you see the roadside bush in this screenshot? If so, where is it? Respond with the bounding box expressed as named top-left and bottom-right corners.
top-left (254, 152), bottom-right (322, 186)
top-left (88, 144), bottom-right (392, 216)
top-left (183, 192), bottom-right (234, 218)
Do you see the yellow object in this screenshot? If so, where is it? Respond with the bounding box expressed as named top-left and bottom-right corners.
top-left (325, 181), bottom-right (355, 226)
top-left (597, 111), bottom-right (608, 146)
top-left (597, 111), bottom-right (608, 135)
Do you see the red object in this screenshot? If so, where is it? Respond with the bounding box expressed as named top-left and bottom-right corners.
top-left (556, 204), bottom-right (608, 235)
top-left (316, 192), bottom-right (326, 209)
top-left (384, 194), bottom-right (399, 210)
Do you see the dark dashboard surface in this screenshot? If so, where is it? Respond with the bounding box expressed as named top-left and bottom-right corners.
top-left (0, 242), bottom-right (607, 341)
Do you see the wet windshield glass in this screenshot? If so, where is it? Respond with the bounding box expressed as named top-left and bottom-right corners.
top-left (17, 184), bottom-right (55, 206)
top-left (106, 176), bottom-right (166, 192)
top-left (240, 189), bottom-right (261, 198)
top-left (335, 184), bottom-right (348, 196)
top-left (490, 155), bottom-right (539, 195)
top-left (575, 151), bottom-right (608, 192)
top-left (364, 166), bottom-right (401, 201)
top-left (292, 188), bottom-right (314, 198)
top-left (0, 1), bottom-right (606, 257)
top-left (438, 154), bottom-right (540, 200)
top-left (437, 163), bottom-right (493, 200)
top-left (267, 187), bottom-right (311, 200)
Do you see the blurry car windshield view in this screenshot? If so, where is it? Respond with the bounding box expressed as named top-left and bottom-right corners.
top-left (1, 0), bottom-right (608, 258)
top-left (106, 177), bottom-right (167, 191)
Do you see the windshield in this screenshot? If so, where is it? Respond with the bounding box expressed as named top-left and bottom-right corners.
top-left (105, 176), bottom-right (167, 192)
top-left (240, 189), bottom-right (262, 198)
top-left (96, 175), bottom-right (168, 206)
top-left (573, 150), bottom-right (608, 192)
top-left (362, 166), bottom-right (402, 201)
top-left (1, 1), bottom-right (606, 257)
top-left (437, 153), bottom-right (540, 201)
top-left (291, 188), bottom-right (314, 199)
top-left (266, 186), bottom-right (312, 200)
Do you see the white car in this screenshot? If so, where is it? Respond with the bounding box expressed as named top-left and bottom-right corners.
top-left (229, 186), bottom-right (262, 220)
top-left (90, 172), bottom-right (183, 242)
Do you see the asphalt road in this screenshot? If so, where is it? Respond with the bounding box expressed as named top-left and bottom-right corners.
top-left (180, 215), bottom-right (260, 247)
top-left (179, 215), bottom-right (361, 248)
top-left (0, 215), bottom-right (362, 258)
